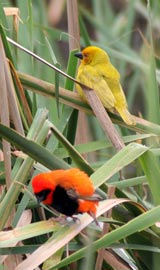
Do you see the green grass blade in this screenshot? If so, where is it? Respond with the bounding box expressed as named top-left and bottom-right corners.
top-left (65, 49), bottom-right (79, 91)
top-left (79, 15), bottom-right (91, 47)
top-left (139, 150), bottom-right (160, 205)
top-left (64, 49), bottom-right (79, 146)
top-left (91, 142), bottom-right (148, 187)
top-left (50, 123), bottom-right (94, 175)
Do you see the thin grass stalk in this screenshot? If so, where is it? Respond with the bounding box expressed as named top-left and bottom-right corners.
top-left (9, 60), bottom-right (33, 126)
top-left (67, 0), bottom-right (89, 154)
top-left (67, 0), bottom-right (80, 50)
top-left (0, 36), bottom-right (24, 135)
top-left (0, 37), bottom-right (12, 191)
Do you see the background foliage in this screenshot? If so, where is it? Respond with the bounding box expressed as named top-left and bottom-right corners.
top-left (0, 0), bottom-right (160, 269)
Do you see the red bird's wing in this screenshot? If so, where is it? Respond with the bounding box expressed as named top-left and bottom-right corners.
top-left (55, 168), bottom-right (95, 197)
top-left (66, 188), bottom-right (102, 201)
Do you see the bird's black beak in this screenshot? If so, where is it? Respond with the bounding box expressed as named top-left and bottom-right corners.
top-left (35, 194), bottom-right (43, 204)
top-left (35, 189), bottom-right (51, 204)
top-left (74, 52), bottom-right (83, 59)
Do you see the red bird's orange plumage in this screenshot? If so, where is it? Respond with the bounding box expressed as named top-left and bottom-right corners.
top-left (32, 168), bottom-right (100, 223)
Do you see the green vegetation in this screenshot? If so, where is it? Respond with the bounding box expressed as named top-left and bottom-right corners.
top-left (0, 1), bottom-right (160, 269)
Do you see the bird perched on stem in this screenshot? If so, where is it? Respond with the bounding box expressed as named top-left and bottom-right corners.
top-left (32, 168), bottom-right (101, 225)
top-left (75, 46), bottom-right (135, 125)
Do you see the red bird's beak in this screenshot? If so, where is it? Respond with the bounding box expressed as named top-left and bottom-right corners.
top-left (35, 193), bottom-right (44, 204)
top-left (34, 189), bottom-right (51, 204)
top-left (74, 52), bottom-right (83, 59)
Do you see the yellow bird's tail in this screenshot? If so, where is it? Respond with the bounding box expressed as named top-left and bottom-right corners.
top-left (116, 107), bottom-right (136, 126)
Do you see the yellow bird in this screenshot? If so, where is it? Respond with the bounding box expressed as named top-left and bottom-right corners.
top-left (75, 46), bottom-right (135, 125)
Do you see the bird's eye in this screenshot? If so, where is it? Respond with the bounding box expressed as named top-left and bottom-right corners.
top-left (35, 189), bottom-right (51, 203)
top-left (83, 53), bottom-right (89, 58)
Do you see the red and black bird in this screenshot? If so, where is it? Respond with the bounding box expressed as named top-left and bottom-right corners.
top-left (32, 168), bottom-right (101, 223)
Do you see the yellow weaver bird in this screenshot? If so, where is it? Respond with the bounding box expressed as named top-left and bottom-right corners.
top-left (75, 46), bottom-right (135, 125)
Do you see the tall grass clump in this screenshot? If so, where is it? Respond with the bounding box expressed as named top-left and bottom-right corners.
top-left (0, 1), bottom-right (160, 269)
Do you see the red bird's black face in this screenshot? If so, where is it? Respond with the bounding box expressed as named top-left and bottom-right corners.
top-left (35, 189), bottom-right (51, 203)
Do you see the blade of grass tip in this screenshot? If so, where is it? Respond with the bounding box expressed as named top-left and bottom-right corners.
top-left (45, 36), bottom-right (60, 117)
top-left (0, 25), bottom-right (15, 64)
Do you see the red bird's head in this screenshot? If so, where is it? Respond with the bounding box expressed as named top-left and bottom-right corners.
top-left (32, 172), bottom-right (57, 205)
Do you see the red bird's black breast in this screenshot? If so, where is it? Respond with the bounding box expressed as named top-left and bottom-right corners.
top-left (35, 185), bottom-right (79, 216)
top-left (51, 185), bottom-right (79, 216)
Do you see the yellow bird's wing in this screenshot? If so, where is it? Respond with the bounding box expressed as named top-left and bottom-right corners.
top-left (76, 65), bottom-right (115, 110)
top-left (101, 63), bottom-right (136, 125)
top-left (100, 63), bottom-right (127, 107)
